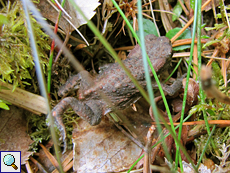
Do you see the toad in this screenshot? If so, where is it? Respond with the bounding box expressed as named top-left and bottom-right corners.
top-left (52, 34), bottom-right (184, 151)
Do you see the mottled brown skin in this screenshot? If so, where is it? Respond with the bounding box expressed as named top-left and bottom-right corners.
top-left (52, 35), bottom-right (183, 151)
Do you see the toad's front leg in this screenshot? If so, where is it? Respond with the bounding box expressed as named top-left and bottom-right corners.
top-left (58, 70), bottom-right (94, 97)
top-left (52, 97), bottom-right (102, 152)
top-left (150, 74), bottom-right (186, 96)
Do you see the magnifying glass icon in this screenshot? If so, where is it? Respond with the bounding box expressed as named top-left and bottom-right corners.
top-left (3, 154), bottom-right (18, 170)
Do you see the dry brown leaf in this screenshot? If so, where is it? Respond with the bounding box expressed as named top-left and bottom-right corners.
top-left (171, 98), bottom-right (183, 113)
top-left (182, 78), bottom-right (199, 106)
top-left (36, 0), bottom-right (100, 33)
top-left (36, 0), bottom-right (71, 32)
top-left (158, 0), bottom-right (174, 32)
top-left (157, 126), bottom-right (190, 163)
top-left (34, 147), bottom-right (73, 172)
top-left (33, 149), bottom-right (55, 172)
top-left (0, 106), bottom-right (34, 164)
top-left (71, 99), bottom-right (156, 172)
top-left (72, 117), bottom-right (142, 172)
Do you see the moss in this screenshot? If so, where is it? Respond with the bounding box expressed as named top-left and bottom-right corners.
top-left (193, 98), bottom-right (230, 158)
top-left (28, 113), bottom-right (50, 152)
top-left (0, 0), bottom-right (50, 90)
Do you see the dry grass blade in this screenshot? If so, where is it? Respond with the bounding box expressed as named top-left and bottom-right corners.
top-left (52, 151), bottom-right (73, 173)
top-left (158, 0), bottom-right (173, 32)
top-left (39, 144), bottom-right (59, 168)
top-left (143, 125), bottom-right (155, 173)
top-left (0, 81), bottom-right (47, 115)
top-left (30, 156), bottom-right (48, 172)
top-left (25, 160), bottom-right (33, 173)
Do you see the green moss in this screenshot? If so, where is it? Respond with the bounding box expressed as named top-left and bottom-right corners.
top-left (28, 113), bottom-right (50, 152)
top-left (193, 99), bottom-right (230, 158)
top-left (0, 0), bottom-right (50, 90)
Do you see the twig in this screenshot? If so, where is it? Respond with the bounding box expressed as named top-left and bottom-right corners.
top-left (25, 160), bottom-right (33, 173)
top-left (30, 156), bottom-right (48, 173)
top-left (201, 65), bottom-right (230, 104)
top-left (143, 125), bottom-right (155, 173)
top-left (53, 32), bottom-right (71, 68)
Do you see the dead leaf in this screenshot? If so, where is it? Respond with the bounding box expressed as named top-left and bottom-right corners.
top-left (36, 0), bottom-right (71, 32)
top-left (0, 106), bottom-right (34, 164)
top-left (182, 78), bottom-right (199, 106)
top-left (33, 145), bottom-right (55, 172)
top-left (171, 98), bottom-right (183, 113)
top-left (72, 117), bottom-right (142, 172)
top-left (34, 145), bottom-right (73, 172)
top-left (157, 126), bottom-right (191, 163)
top-left (36, 0), bottom-right (100, 33)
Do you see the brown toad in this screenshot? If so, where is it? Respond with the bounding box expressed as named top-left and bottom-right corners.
top-left (52, 34), bottom-right (183, 150)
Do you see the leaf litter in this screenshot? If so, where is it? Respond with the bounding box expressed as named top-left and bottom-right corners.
top-left (2, 0), bottom-right (230, 172)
